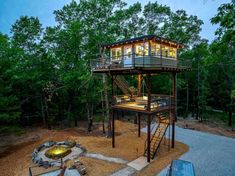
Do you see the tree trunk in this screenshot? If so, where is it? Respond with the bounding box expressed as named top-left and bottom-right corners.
top-left (196, 58), bottom-right (200, 120)
top-left (101, 92), bottom-right (106, 134)
top-left (43, 96), bottom-right (50, 130)
top-left (228, 108), bottom-right (232, 126)
top-left (41, 96), bottom-right (46, 127)
top-left (100, 45), bottom-right (111, 137)
top-left (228, 75), bottom-right (233, 126)
top-left (228, 96), bottom-right (232, 126)
top-left (103, 73), bottom-right (111, 137)
top-left (74, 115), bottom-right (78, 127)
top-left (186, 82), bottom-right (189, 117)
top-left (87, 102), bottom-right (92, 132)
top-left (91, 103), bottom-right (94, 127)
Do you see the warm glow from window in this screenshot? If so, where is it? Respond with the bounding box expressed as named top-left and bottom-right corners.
top-left (135, 42), bottom-right (149, 57)
top-left (151, 41), bottom-right (160, 56)
top-left (169, 48), bottom-right (177, 58)
top-left (124, 45), bottom-right (132, 59)
top-left (111, 47), bottom-right (122, 60)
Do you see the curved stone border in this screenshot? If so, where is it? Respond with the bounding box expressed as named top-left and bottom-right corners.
top-left (32, 140), bottom-right (86, 168)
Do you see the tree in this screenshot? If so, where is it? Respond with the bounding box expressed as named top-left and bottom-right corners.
top-left (210, 0), bottom-right (235, 126)
top-left (143, 2), bottom-right (170, 35)
top-left (163, 10), bottom-right (203, 46)
top-left (10, 16), bottom-right (56, 128)
top-left (0, 33), bottom-right (21, 131)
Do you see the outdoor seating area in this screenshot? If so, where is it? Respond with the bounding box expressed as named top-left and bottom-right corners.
top-left (113, 95), bottom-right (172, 113)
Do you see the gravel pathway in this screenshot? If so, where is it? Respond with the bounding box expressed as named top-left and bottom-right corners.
top-left (142, 124), bottom-right (235, 176)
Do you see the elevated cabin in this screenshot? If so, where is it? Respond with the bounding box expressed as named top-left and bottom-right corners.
top-left (91, 35), bottom-right (191, 163)
top-left (91, 35), bottom-right (191, 74)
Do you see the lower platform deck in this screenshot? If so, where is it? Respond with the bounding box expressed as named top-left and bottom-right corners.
top-left (112, 94), bottom-right (173, 115)
top-left (112, 103), bottom-right (172, 114)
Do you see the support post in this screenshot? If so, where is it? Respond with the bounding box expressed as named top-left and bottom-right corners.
top-left (112, 109), bottom-right (115, 148)
top-left (138, 113), bottom-right (141, 137)
top-left (147, 73), bottom-right (151, 162)
top-left (147, 114), bottom-right (151, 162)
top-left (172, 72), bottom-right (176, 148)
top-left (138, 74), bottom-right (141, 97)
top-left (112, 75), bottom-right (115, 148)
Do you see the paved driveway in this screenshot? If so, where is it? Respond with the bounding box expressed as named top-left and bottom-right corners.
top-left (142, 124), bottom-right (235, 176)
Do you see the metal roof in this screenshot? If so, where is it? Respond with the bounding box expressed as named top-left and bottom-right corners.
top-left (102, 35), bottom-right (185, 48)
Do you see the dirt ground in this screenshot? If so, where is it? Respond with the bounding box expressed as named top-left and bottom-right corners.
top-left (0, 121), bottom-right (188, 176)
top-left (177, 118), bottom-right (235, 138)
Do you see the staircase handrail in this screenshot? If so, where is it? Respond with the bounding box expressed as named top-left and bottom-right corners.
top-left (152, 123), bottom-right (169, 157)
top-left (114, 77), bottom-right (129, 95)
top-left (144, 122), bottom-right (160, 152)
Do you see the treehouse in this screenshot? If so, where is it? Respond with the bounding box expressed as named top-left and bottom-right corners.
top-left (91, 35), bottom-right (191, 74)
top-left (91, 35), bottom-right (191, 163)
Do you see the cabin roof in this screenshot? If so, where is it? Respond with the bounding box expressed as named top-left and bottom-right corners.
top-left (102, 35), bottom-right (185, 49)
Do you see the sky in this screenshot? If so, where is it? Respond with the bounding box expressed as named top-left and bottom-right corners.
top-left (0, 0), bottom-right (231, 42)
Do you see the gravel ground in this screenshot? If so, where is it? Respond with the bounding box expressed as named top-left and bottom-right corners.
top-left (110, 166), bottom-right (136, 176)
top-left (142, 124), bottom-right (235, 176)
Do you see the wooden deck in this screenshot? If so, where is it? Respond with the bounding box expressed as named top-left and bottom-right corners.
top-left (112, 102), bottom-right (173, 114)
top-left (92, 66), bottom-right (190, 74)
top-left (91, 56), bottom-right (191, 74)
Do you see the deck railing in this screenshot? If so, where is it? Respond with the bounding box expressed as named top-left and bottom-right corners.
top-left (90, 54), bottom-right (191, 70)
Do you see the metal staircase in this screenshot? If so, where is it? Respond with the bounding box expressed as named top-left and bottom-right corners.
top-left (144, 116), bottom-right (169, 159)
top-left (113, 75), bottom-right (135, 96)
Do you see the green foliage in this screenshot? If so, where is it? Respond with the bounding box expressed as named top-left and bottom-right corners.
top-left (232, 90), bottom-right (235, 99)
top-left (0, 125), bottom-right (24, 135)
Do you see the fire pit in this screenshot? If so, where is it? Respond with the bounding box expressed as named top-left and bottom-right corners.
top-left (45, 146), bottom-right (71, 159)
top-left (31, 140), bottom-right (87, 175)
top-left (32, 140), bottom-right (86, 167)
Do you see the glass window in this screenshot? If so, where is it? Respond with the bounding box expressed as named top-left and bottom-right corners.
top-left (162, 46), bottom-right (169, 57)
top-left (111, 47), bottom-right (122, 60)
top-left (173, 48), bottom-right (177, 58)
top-left (151, 42), bottom-right (160, 56)
top-left (156, 44), bottom-right (160, 56)
top-left (169, 47), bottom-right (177, 58)
top-left (161, 46), bottom-right (166, 57)
top-left (151, 42), bottom-right (156, 55)
top-left (124, 46), bottom-right (132, 59)
top-left (135, 42), bottom-right (149, 57)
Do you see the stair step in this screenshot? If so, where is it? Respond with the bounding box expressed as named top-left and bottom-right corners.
top-left (144, 123), bottom-right (169, 157)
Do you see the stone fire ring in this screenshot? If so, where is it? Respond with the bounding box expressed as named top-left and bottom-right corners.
top-left (32, 140), bottom-right (86, 167)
